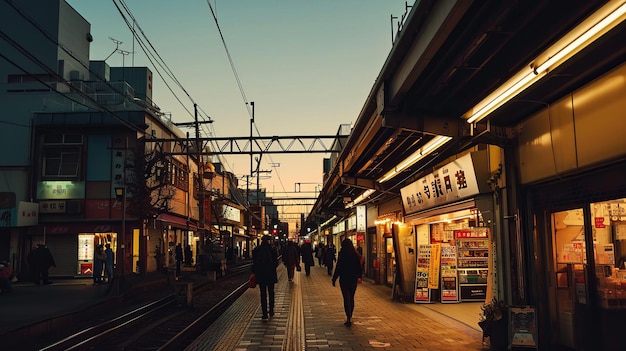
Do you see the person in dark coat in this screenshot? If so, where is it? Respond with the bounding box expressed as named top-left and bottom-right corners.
top-left (316, 243), bottom-right (325, 266)
top-left (300, 241), bottom-right (315, 276)
top-left (332, 238), bottom-right (363, 327)
top-left (323, 244), bottom-right (336, 275)
top-left (29, 244), bottom-right (56, 285)
top-left (94, 244), bottom-right (105, 284)
top-left (252, 235), bottom-right (279, 321)
top-left (282, 241), bottom-right (300, 282)
top-left (104, 243), bottom-right (114, 283)
top-left (175, 243), bottom-right (183, 277)
top-left (184, 244), bottom-right (192, 266)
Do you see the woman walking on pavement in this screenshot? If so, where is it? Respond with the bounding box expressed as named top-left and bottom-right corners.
top-left (252, 235), bottom-right (279, 321)
top-left (331, 238), bottom-right (362, 327)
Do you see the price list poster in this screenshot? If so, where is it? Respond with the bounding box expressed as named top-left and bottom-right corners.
top-left (415, 244), bottom-right (432, 302)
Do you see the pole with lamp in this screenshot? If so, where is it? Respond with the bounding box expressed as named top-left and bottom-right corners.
top-left (114, 186), bottom-right (126, 277)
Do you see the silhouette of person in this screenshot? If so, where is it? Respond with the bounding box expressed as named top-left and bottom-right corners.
top-left (29, 244), bottom-right (56, 285)
top-left (104, 243), bottom-right (114, 282)
top-left (252, 235), bottom-right (279, 321)
top-left (332, 238), bottom-right (363, 327)
top-left (94, 244), bottom-right (105, 284)
top-left (184, 244), bottom-right (192, 266)
top-left (324, 244), bottom-right (336, 276)
top-left (175, 243), bottom-right (183, 276)
top-left (283, 241), bottom-right (300, 282)
top-left (300, 241), bottom-right (315, 276)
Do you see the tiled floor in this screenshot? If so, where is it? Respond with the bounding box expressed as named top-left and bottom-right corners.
top-left (189, 264), bottom-right (486, 350)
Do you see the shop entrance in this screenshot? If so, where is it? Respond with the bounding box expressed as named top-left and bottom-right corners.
top-left (549, 199), bottom-right (626, 350)
top-left (550, 208), bottom-right (587, 350)
top-left (385, 236), bottom-right (395, 286)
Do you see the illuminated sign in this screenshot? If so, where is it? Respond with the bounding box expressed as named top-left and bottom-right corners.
top-left (37, 181), bottom-right (85, 199)
top-left (222, 205), bottom-right (241, 222)
top-left (400, 153), bottom-right (479, 214)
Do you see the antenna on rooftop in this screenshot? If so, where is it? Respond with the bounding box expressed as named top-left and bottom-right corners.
top-left (105, 37), bottom-right (124, 61)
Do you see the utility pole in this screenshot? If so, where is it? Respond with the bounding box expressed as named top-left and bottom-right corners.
top-left (249, 102), bottom-right (254, 239)
top-left (173, 107), bottom-right (213, 255)
top-left (194, 103), bottom-right (206, 254)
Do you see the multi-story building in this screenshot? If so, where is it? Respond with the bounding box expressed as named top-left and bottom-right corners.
top-left (0, 0), bottom-right (232, 279)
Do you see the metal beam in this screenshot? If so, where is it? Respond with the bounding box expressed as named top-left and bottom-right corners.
top-left (340, 176), bottom-right (379, 190)
top-left (149, 135), bottom-right (347, 155)
top-left (382, 111), bottom-right (460, 137)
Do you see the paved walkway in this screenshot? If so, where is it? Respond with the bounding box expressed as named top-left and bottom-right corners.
top-left (188, 264), bottom-right (486, 351)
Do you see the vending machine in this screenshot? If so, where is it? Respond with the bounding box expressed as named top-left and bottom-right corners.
top-left (456, 228), bottom-right (489, 301)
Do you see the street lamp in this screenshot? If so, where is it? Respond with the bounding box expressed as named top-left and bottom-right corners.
top-left (115, 187), bottom-right (126, 276)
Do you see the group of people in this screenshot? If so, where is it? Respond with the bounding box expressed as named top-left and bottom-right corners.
top-left (252, 237), bottom-right (362, 326)
top-left (93, 243), bottom-right (114, 284)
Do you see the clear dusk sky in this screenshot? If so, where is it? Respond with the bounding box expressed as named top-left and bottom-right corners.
top-left (65, 0), bottom-right (411, 227)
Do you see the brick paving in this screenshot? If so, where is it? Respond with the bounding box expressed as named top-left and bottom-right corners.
top-left (189, 263), bottom-right (485, 351)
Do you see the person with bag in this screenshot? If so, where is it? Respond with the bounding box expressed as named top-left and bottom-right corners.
top-left (252, 235), bottom-right (279, 321)
top-left (331, 238), bottom-right (363, 327)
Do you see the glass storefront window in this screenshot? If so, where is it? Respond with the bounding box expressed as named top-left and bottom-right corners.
top-left (591, 198), bottom-right (626, 309)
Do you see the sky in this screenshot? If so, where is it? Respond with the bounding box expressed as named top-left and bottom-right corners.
top-left (65, 0), bottom-right (412, 226)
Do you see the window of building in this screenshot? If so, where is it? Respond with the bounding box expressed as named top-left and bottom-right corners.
top-left (41, 133), bottom-right (83, 178)
top-left (170, 161), bottom-right (189, 191)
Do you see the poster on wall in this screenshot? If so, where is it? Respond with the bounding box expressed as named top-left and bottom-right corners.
top-left (415, 245), bottom-right (431, 302)
top-left (440, 245), bottom-right (459, 302)
top-left (510, 306), bottom-right (538, 348)
top-left (428, 244), bottom-right (441, 289)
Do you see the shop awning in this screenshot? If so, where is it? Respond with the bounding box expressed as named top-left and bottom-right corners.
top-left (156, 214), bottom-right (197, 230)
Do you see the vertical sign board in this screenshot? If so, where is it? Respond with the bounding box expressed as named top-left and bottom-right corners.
top-left (428, 244), bottom-right (441, 289)
top-left (510, 306), bottom-right (538, 349)
top-left (415, 244), bottom-right (431, 302)
top-left (440, 245), bottom-right (459, 302)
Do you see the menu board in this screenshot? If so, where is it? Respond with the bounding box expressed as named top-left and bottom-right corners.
top-left (440, 245), bottom-right (458, 302)
top-left (415, 245), bottom-right (432, 302)
top-left (510, 306), bottom-right (538, 348)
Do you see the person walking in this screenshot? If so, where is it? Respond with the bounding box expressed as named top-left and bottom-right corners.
top-left (331, 238), bottom-right (363, 327)
top-left (104, 243), bottom-right (114, 283)
top-left (175, 243), bottom-right (183, 277)
top-left (323, 243), bottom-right (336, 276)
top-left (252, 235), bottom-right (279, 321)
top-left (283, 240), bottom-right (300, 282)
top-left (300, 241), bottom-right (315, 276)
top-left (316, 243), bottom-right (325, 266)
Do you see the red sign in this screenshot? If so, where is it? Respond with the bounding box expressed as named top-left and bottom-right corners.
top-left (80, 263), bottom-right (93, 274)
top-left (595, 217), bottom-right (606, 228)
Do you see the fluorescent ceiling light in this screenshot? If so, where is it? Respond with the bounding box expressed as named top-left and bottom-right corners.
top-left (465, 1), bottom-right (626, 124)
top-left (346, 189), bottom-right (375, 208)
top-left (377, 135), bottom-right (452, 183)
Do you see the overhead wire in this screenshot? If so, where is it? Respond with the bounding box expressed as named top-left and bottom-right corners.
top-left (205, 0), bottom-right (291, 202)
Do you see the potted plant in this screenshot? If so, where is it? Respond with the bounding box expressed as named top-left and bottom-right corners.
top-left (478, 298), bottom-right (508, 350)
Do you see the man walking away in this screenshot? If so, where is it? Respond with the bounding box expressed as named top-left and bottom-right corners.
top-left (252, 235), bottom-right (279, 321)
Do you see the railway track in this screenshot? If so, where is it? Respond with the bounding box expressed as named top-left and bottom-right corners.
top-left (23, 263), bottom-right (252, 351)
